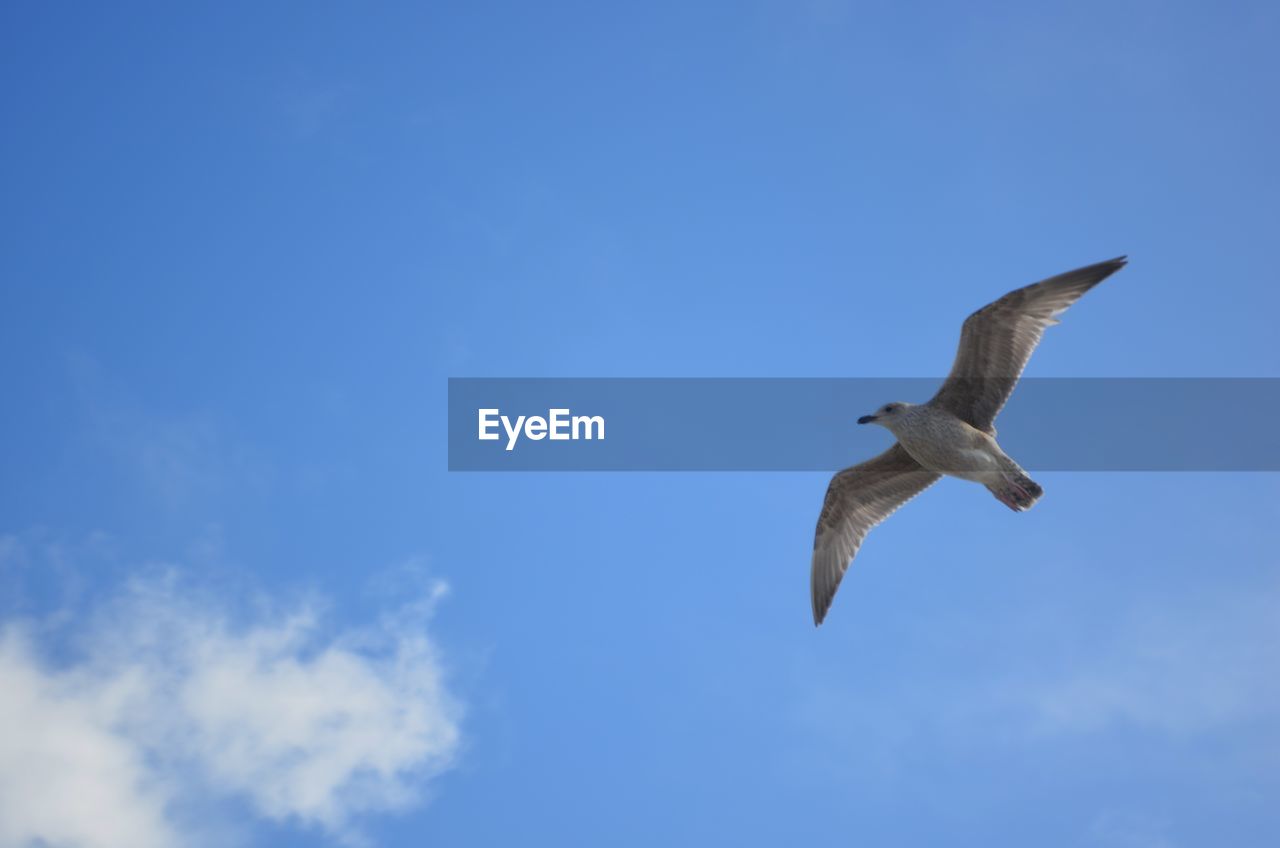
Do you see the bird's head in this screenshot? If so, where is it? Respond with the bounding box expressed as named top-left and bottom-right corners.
top-left (857, 402), bottom-right (912, 429)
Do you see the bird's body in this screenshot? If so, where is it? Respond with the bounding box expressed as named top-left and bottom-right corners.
top-left (877, 403), bottom-right (1042, 506)
top-left (811, 257), bottom-right (1128, 626)
top-left (878, 403), bottom-right (999, 478)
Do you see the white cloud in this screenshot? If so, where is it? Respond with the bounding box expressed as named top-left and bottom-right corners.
top-left (0, 573), bottom-right (462, 848)
top-left (0, 631), bottom-right (177, 848)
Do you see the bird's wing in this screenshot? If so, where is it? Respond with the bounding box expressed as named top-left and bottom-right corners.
top-left (928, 257), bottom-right (1127, 432)
top-left (811, 443), bottom-right (940, 626)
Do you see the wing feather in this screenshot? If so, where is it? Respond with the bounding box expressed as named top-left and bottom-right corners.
top-left (928, 257), bottom-right (1127, 431)
top-left (811, 443), bottom-right (940, 625)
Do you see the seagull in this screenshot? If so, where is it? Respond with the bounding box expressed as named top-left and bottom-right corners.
top-left (810, 257), bottom-right (1127, 626)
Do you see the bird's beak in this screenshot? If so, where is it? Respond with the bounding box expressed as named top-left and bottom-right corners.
top-left (857, 414), bottom-right (877, 425)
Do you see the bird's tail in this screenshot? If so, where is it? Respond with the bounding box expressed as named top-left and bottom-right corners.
top-left (986, 470), bottom-right (1043, 512)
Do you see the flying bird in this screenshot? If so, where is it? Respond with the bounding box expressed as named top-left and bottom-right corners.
top-left (811, 257), bottom-right (1127, 626)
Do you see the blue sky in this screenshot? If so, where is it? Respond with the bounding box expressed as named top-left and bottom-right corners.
top-left (2, 2), bottom-right (1279, 846)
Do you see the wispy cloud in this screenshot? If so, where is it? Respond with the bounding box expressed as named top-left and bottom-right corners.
top-left (788, 568), bottom-right (1280, 844)
top-left (275, 76), bottom-right (359, 140)
top-left (798, 573), bottom-right (1280, 750)
top-left (0, 567), bottom-right (461, 848)
top-left (67, 354), bottom-right (271, 509)
top-left (1018, 578), bottom-right (1280, 735)
top-left (1086, 810), bottom-right (1177, 848)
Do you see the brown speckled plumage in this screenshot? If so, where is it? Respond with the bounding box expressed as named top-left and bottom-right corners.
top-left (811, 257), bottom-right (1127, 626)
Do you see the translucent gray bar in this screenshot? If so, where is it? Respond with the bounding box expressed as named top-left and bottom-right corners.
top-left (447, 378), bottom-right (1280, 471)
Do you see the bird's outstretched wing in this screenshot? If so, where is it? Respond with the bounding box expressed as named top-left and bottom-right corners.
top-left (811, 443), bottom-right (940, 626)
top-left (928, 257), bottom-right (1127, 433)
